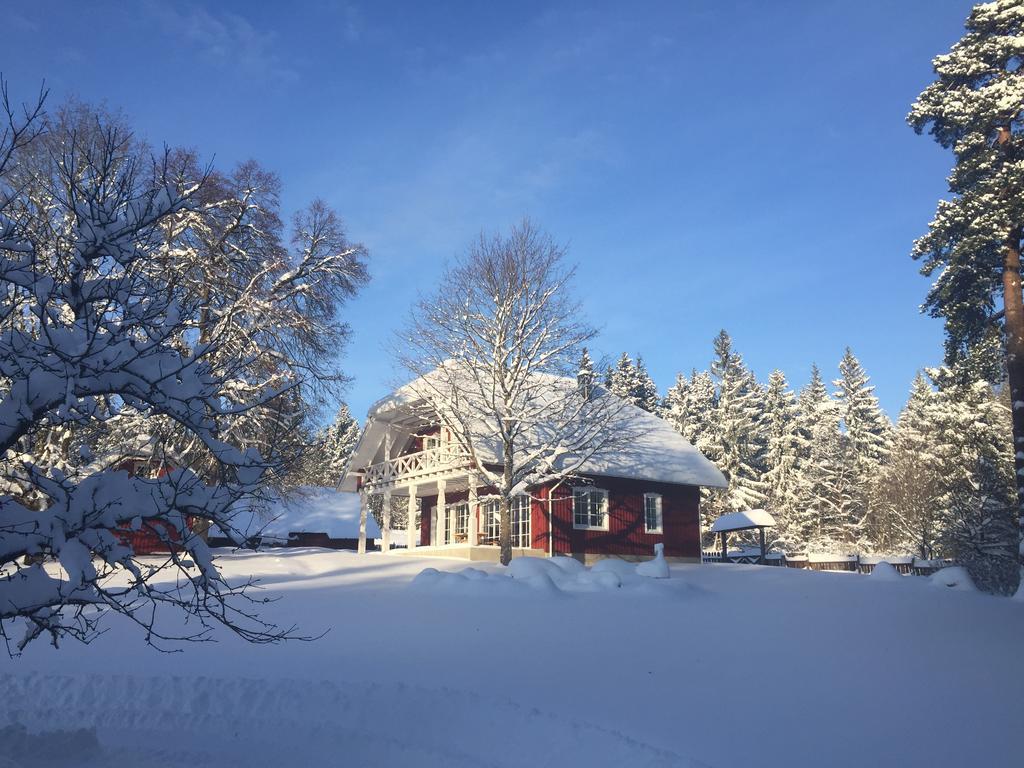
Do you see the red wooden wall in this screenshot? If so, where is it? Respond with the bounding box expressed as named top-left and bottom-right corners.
top-left (537, 476), bottom-right (700, 558)
top-left (417, 476), bottom-right (701, 558)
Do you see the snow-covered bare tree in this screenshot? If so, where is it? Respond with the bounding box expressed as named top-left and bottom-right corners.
top-left (0, 86), bottom-right (296, 651)
top-left (909, 0), bottom-right (1024, 590)
top-left (154, 154), bottom-right (368, 491)
top-left (398, 221), bottom-right (633, 564)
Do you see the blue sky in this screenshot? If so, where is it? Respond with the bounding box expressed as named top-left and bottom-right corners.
top-left (8, 1), bottom-right (971, 420)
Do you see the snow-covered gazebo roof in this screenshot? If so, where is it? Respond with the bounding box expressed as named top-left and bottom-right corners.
top-left (709, 509), bottom-right (776, 534)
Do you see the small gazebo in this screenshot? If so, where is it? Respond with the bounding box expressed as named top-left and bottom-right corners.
top-left (709, 509), bottom-right (776, 564)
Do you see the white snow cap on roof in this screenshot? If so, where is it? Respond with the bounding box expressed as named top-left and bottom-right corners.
top-left (709, 509), bottom-right (776, 533)
top-left (342, 367), bottom-right (726, 490)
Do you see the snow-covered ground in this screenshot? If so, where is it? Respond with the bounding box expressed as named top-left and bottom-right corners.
top-left (2, 550), bottom-right (1020, 767)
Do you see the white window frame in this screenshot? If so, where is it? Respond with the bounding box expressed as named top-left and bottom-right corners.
top-left (481, 498), bottom-right (500, 543)
top-left (643, 493), bottom-right (663, 534)
top-left (444, 501), bottom-right (469, 544)
top-left (510, 494), bottom-right (532, 549)
top-left (572, 487), bottom-right (609, 531)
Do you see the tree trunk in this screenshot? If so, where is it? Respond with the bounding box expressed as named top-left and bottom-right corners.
top-left (499, 442), bottom-right (514, 566)
top-left (1002, 224), bottom-right (1024, 584)
top-left (499, 496), bottom-right (512, 566)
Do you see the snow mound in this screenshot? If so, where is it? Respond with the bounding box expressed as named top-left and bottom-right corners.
top-left (868, 561), bottom-right (903, 581)
top-left (547, 554), bottom-right (586, 574)
top-left (507, 556), bottom-right (623, 592)
top-left (592, 558), bottom-right (639, 578)
top-left (414, 554), bottom-right (674, 597)
top-left (929, 566), bottom-right (977, 592)
top-left (636, 543), bottom-right (670, 579)
top-left (410, 567), bottom-right (549, 596)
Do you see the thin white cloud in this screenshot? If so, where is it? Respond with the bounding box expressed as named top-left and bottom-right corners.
top-left (143, 1), bottom-right (299, 83)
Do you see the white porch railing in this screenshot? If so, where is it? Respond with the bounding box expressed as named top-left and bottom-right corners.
top-left (361, 447), bottom-right (472, 491)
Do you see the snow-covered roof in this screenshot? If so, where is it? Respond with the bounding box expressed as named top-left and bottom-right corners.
top-left (341, 368), bottom-right (726, 491)
top-left (709, 509), bottom-right (776, 533)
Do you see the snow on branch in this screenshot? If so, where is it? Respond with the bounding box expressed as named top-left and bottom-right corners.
top-left (0, 84), bottom-right (307, 652)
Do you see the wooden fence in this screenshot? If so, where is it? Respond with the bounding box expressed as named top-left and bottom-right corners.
top-left (701, 551), bottom-right (953, 576)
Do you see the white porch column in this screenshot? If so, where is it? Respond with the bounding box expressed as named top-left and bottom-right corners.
top-left (436, 479), bottom-right (447, 546)
top-left (382, 487), bottom-right (392, 552)
top-left (380, 428), bottom-right (393, 552)
top-left (357, 487), bottom-right (368, 555)
top-left (467, 474), bottom-right (478, 546)
top-left (407, 484), bottom-right (418, 550)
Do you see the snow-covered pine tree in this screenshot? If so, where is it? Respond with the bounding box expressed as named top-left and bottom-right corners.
top-left (872, 373), bottom-right (947, 557)
top-left (762, 370), bottom-right (805, 550)
top-left (833, 348), bottom-right (892, 549)
top-left (792, 365), bottom-right (850, 552)
top-left (303, 404), bottom-right (361, 487)
top-left (929, 362), bottom-right (1017, 593)
top-left (631, 356), bottom-right (661, 413)
top-left (702, 331), bottom-right (766, 525)
top-left (578, 348), bottom-right (596, 388)
top-left (663, 373), bottom-right (689, 433)
top-left (683, 370), bottom-right (719, 457)
top-left (608, 353), bottom-right (638, 405)
top-left (909, 0), bottom-right (1024, 591)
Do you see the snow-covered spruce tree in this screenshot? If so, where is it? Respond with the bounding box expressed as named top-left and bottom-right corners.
top-left (663, 369), bottom-right (719, 456)
top-left (762, 370), bottom-right (806, 550)
top-left (833, 348), bottom-right (892, 549)
top-left (702, 331), bottom-right (766, 526)
top-left (631, 356), bottom-right (661, 414)
top-left (662, 373), bottom-right (689, 432)
top-left (578, 347), bottom-right (596, 390)
top-left (929, 361), bottom-right (1017, 593)
top-left (369, 493), bottom-right (420, 532)
top-left (300, 403), bottom-right (361, 487)
top-left (399, 221), bottom-right (634, 565)
top-left (872, 373), bottom-right (947, 557)
top-left (607, 353), bottom-right (638, 405)
top-left (0, 89), bottom-right (292, 651)
top-left (909, 0), bottom-right (1024, 590)
top-left (683, 370), bottom-right (719, 457)
top-left (792, 365), bottom-right (851, 552)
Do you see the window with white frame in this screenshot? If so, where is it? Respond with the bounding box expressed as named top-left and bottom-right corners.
top-left (573, 487), bottom-right (608, 530)
top-left (644, 493), bottom-right (663, 533)
top-left (511, 495), bottom-right (531, 549)
top-left (482, 499), bottom-right (500, 543)
top-left (444, 502), bottom-right (469, 544)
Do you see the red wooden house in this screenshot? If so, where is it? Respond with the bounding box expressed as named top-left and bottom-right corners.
top-left (110, 438), bottom-right (188, 555)
top-left (340, 374), bottom-right (726, 564)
